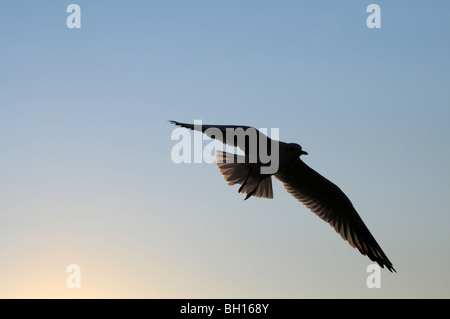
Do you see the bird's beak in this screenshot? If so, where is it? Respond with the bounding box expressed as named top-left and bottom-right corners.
top-left (301, 150), bottom-right (308, 155)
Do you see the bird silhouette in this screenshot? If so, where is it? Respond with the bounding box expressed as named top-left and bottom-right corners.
top-left (170, 120), bottom-right (396, 272)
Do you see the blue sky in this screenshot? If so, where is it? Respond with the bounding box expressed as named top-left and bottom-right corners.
top-left (0, 1), bottom-right (449, 298)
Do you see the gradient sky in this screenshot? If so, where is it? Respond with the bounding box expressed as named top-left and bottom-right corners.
top-left (1, 1), bottom-right (449, 298)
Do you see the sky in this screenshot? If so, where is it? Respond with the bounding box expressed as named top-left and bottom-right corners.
top-left (0, 1), bottom-right (449, 298)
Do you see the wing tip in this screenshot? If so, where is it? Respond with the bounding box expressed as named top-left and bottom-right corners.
top-left (382, 262), bottom-right (396, 273)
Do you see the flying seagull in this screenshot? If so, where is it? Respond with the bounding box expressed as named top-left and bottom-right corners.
top-left (170, 120), bottom-right (396, 272)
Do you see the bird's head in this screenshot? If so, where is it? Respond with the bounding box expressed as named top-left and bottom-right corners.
top-left (286, 143), bottom-right (308, 157)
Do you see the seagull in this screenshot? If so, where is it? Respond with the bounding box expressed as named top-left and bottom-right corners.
top-left (170, 120), bottom-right (396, 272)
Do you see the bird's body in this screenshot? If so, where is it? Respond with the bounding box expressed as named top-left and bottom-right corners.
top-left (170, 120), bottom-right (396, 272)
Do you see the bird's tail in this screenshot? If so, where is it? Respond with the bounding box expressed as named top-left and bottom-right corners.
top-left (216, 151), bottom-right (273, 200)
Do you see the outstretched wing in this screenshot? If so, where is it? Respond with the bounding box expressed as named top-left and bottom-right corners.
top-left (275, 159), bottom-right (395, 272)
top-left (169, 120), bottom-right (272, 155)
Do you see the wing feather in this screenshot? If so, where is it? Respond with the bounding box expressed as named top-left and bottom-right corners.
top-left (275, 159), bottom-right (395, 272)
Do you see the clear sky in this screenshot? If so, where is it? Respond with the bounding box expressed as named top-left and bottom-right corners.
top-left (0, 1), bottom-right (449, 298)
